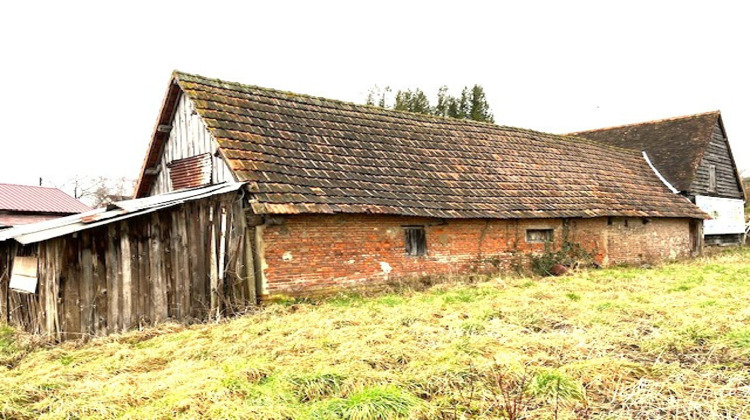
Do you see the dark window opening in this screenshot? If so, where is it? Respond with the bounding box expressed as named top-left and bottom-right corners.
top-left (526, 229), bottom-right (553, 243)
top-left (708, 164), bottom-right (717, 193)
top-left (404, 226), bottom-right (426, 256)
top-left (607, 217), bottom-right (613, 226)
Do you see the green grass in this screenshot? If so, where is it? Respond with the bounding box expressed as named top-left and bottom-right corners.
top-left (1, 248), bottom-right (750, 419)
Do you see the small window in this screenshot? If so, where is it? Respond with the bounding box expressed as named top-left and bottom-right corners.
top-left (526, 229), bottom-right (553, 243)
top-left (404, 226), bottom-right (426, 256)
top-left (708, 164), bottom-right (717, 193)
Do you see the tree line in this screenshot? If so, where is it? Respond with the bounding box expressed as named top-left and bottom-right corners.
top-left (366, 84), bottom-right (495, 123)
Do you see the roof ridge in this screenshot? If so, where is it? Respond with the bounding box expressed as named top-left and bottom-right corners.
top-left (172, 70), bottom-right (502, 129)
top-left (0, 183), bottom-right (67, 191)
top-left (568, 110), bottom-right (720, 135)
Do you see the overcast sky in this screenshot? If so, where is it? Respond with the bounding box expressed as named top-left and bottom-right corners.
top-left (1, 1), bottom-right (748, 194)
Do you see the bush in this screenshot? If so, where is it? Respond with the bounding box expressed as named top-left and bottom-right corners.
top-left (530, 242), bottom-right (594, 276)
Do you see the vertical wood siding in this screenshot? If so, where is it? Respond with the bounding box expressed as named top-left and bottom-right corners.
top-left (690, 123), bottom-right (744, 198)
top-left (0, 193), bottom-right (256, 340)
top-left (150, 93), bottom-right (234, 196)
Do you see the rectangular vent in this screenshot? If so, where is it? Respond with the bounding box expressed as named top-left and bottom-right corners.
top-left (168, 153), bottom-right (212, 190)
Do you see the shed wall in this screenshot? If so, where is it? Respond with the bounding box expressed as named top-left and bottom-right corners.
top-left (0, 193), bottom-right (255, 340)
top-left (259, 214), bottom-right (694, 298)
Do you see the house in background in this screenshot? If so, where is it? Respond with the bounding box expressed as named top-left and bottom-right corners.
top-left (0, 71), bottom-right (709, 340)
top-left (570, 111), bottom-right (746, 245)
top-left (0, 183), bottom-right (91, 229)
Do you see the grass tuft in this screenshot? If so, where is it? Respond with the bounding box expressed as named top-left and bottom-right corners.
top-left (319, 385), bottom-right (421, 420)
top-left (289, 372), bottom-right (346, 401)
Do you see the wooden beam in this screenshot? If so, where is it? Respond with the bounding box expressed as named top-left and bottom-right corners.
top-left (144, 166), bottom-right (160, 176)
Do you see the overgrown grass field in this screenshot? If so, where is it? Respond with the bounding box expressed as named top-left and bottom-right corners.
top-left (2, 248), bottom-right (750, 419)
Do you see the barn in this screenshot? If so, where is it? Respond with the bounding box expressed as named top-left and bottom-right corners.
top-left (0, 71), bottom-right (707, 339)
top-left (571, 112), bottom-right (747, 245)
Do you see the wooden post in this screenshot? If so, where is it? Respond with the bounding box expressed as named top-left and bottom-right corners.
top-left (243, 218), bottom-right (257, 305)
top-left (209, 205), bottom-right (219, 320)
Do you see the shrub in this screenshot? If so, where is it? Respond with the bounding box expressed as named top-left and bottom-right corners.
top-left (530, 242), bottom-right (594, 276)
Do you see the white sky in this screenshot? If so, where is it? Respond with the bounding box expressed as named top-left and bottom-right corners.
top-left (1, 1), bottom-right (748, 193)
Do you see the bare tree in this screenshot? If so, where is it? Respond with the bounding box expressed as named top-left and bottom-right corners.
top-left (50, 175), bottom-right (135, 208)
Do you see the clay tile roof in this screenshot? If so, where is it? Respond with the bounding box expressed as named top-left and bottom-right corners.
top-left (0, 183), bottom-right (92, 214)
top-left (140, 71), bottom-right (707, 220)
top-left (568, 111), bottom-right (721, 192)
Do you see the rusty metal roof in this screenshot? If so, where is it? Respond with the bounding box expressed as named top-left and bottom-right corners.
top-left (0, 183), bottom-right (91, 214)
top-left (135, 72), bottom-right (708, 220)
top-left (0, 182), bottom-right (245, 245)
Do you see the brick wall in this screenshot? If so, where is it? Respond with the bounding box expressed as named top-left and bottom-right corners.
top-left (259, 214), bottom-right (693, 298)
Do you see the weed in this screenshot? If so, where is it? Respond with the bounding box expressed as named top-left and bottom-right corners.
top-left (459, 321), bottom-right (486, 335)
top-left (529, 241), bottom-right (595, 276)
top-left (726, 329), bottom-right (750, 352)
top-left (566, 292), bottom-right (581, 301)
top-left (527, 369), bottom-right (585, 419)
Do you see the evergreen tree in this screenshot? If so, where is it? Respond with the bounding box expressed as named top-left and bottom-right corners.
top-left (393, 88), bottom-right (431, 114)
top-left (467, 85), bottom-right (494, 123)
top-left (367, 84), bottom-right (495, 123)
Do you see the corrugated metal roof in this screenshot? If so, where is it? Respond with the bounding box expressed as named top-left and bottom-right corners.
top-left (0, 182), bottom-right (246, 245)
top-left (0, 183), bottom-right (92, 213)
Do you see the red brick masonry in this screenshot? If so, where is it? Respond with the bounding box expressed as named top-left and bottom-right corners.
top-left (259, 214), bottom-right (693, 298)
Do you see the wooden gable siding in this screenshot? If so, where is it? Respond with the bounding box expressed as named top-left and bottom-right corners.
top-left (0, 193), bottom-right (256, 340)
top-left (149, 93), bottom-right (234, 196)
top-left (689, 122), bottom-right (744, 199)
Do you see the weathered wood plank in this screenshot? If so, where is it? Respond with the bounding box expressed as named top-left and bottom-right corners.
top-left (0, 245), bottom-right (9, 323)
top-left (120, 222), bottom-right (134, 330)
top-left (106, 224), bottom-right (120, 332)
top-left (176, 208), bottom-right (191, 321)
top-left (80, 232), bottom-right (94, 337)
top-left (151, 213), bottom-right (168, 323)
top-left (93, 231), bottom-right (108, 336)
top-left (149, 91), bottom-right (233, 195)
top-left (136, 223), bottom-right (149, 326)
top-left (62, 238), bottom-right (81, 340)
top-left (209, 205), bottom-right (219, 319)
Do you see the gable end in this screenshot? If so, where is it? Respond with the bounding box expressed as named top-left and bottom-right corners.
top-left (135, 76), bottom-right (235, 197)
top-left (689, 120), bottom-right (744, 199)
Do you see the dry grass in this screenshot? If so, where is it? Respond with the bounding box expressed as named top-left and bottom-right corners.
top-left (2, 248), bottom-right (750, 419)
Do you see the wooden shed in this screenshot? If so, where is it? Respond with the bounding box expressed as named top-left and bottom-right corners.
top-left (0, 183), bottom-right (258, 340)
